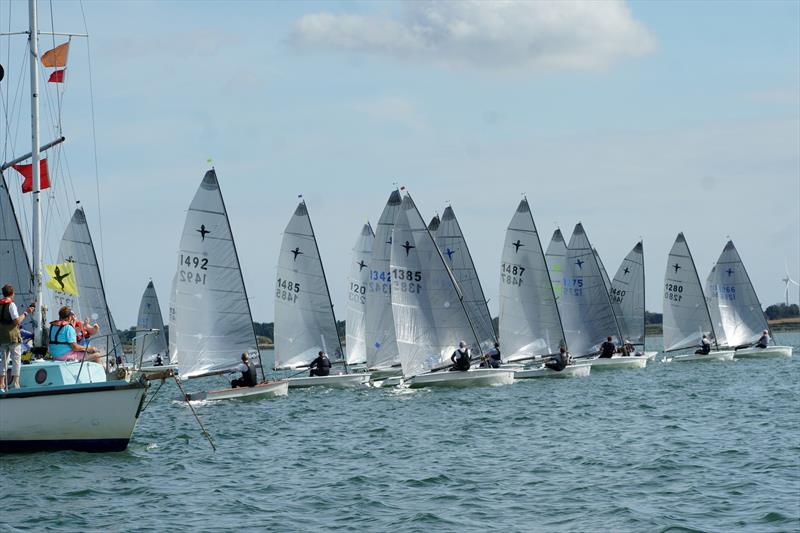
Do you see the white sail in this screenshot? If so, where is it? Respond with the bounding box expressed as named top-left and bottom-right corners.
top-left (545, 229), bottom-right (567, 301)
top-left (428, 214), bottom-right (440, 234)
top-left (274, 201), bottom-right (342, 369)
top-left (0, 173), bottom-right (34, 330)
top-left (168, 272), bottom-right (177, 361)
top-left (558, 223), bottom-right (622, 356)
top-left (498, 199), bottom-right (564, 358)
top-left (705, 265), bottom-right (727, 347)
top-left (134, 281), bottom-right (168, 362)
top-left (172, 169), bottom-right (258, 379)
top-left (594, 248), bottom-right (612, 294)
top-left (345, 222), bottom-right (374, 365)
top-left (434, 206), bottom-right (496, 350)
top-left (610, 241), bottom-right (645, 345)
top-left (57, 208), bottom-right (123, 359)
top-left (365, 189), bottom-right (402, 370)
top-left (707, 240), bottom-right (769, 347)
top-left (391, 194), bottom-right (479, 379)
top-left (662, 233), bottom-right (717, 352)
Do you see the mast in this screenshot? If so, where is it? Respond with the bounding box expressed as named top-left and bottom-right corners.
top-left (28, 0), bottom-right (44, 345)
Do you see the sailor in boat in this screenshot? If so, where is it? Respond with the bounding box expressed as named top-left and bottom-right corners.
top-left (598, 336), bottom-right (616, 358)
top-left (695, 334), bottom-right (712, 355)
top-left (545, 346), bottom-right (569, 372)
top-left (480, 342), bottom-right (502, 368)
top-left (621, 340), bottom-right (636, 357)
top-left (309, 350), bottom-right (332, 377)
top-left (153, 353), bottom-right (164, 366)
top-left (0, 284), bottom-right (35, 391)
top-left (231, 352), bottom-right (258, 388)
top-left (450, 341), bottom-right (471, 371)
top-left (755, 330), bottom-right (769, 349)
top-left (48, 306), bottom-right (103, 365)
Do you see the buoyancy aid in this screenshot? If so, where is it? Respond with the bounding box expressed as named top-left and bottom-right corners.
top-left (48, 320), bottom-right (73, 345)
top-left (0, 297), bottom-right (22, 344)
top-left (243, 361), bottom-right (258, 387)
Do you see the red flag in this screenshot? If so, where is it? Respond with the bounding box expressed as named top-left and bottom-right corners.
top-left (48, 69), bottom-right (65, 83)
top-left (12, 159), bottom-right (50, 193)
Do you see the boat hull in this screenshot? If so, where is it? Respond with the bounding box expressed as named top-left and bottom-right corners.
top-left (369, 367), bottom-right (402, 380)
top-left (406, 369), bottom-right (515, 388)
top-left (0, 380), bottom-right (147, 453)
top-left (670, 351), bottom-right (735, 363)
top-left (586, 356), bottom-right (648, 370)
top-left (288, 373), bottom-right (370, 388)
top-left (733, 346), bottom-right (793, 359)
top-left (515, 364), bottom-right (591, 379)
top-left (642, 351), bottom-right (658, 361)
top-left (186, 381), bottom-right (288, 401)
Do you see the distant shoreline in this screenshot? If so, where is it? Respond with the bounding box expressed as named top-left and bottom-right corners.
top-left (646, 317), bottom-right (800, 335)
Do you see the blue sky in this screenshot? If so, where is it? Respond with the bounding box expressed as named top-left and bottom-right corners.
top-left (1, 0), bottom-right (798, 327)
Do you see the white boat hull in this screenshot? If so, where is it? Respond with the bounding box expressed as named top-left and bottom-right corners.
top-left (371, 376), bottom-right (403, 388)
top-left (406, 369), bottom-right (515, 388)
top-left (186, 380), bottom-right (288, 401)
top-left (0, 381), bottom-right (147, 453)
top-left (586, 356), bottom-right (648, 370)
top-left (642, 351), bottom-right (658, 361)
top-left (369, 367), bottom-right (403, 380)
top-left (670, 350), bottom-right (735, 363)
top-left (288, 373), bottom-right (370, 388)
top-left (515, 364), bottom-right (591, 379)
top-left (733, 346), bottom-right (793, 359)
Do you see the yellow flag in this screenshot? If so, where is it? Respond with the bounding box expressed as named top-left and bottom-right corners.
top-left (45, 262), bottom-right (79, 296)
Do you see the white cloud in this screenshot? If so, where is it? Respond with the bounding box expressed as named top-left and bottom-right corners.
top-left (290, 1), bottom-right (655, 70)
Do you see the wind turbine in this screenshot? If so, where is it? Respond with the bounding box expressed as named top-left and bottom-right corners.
top-left (781, 261), bottom-right (799, 305)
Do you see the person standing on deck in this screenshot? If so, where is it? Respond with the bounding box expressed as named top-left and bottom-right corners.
top-left (695, 334), bottom-right (712, 355)
top-left (309, 351), bottom-right (332, 377)
top-left (231, 353), bottom-right (257, 388)
top-left (450, 341), bottom-right (471, 371)
top-left (598, 336), bottom-right (616, 358)
top-left (0, 284), bottom-right (35, 391)
top-left (755, 330), bottom-right (769, 349)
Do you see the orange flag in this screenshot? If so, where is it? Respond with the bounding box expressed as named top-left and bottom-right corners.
top-left (42, 42), bottom-right (69, 68)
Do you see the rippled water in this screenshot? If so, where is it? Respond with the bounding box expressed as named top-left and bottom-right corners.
top-left (2, 333), bottom-right (799, 532)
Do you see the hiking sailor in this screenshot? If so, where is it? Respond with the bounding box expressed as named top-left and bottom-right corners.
top-left (755, 330), bottom-right (769, 349)
top-left (598, 336), bottom-right (616, 358)
top-left (309, 350), bottom-right (332, 377)
top-left (450, 341), bottom-right (471, 371)
top-left (545, 346), bottom-right (569, 372)
top-left (231, 352), bottom-right (258, 388)
top-left (695, 334), bottom-right (712, 355)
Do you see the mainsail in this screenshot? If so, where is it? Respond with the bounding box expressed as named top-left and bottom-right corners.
top-left (558, 223), bottom-right (622, 356)
top-left (498, 199), bottom-right (564, 358)
top-left (274, 201), bottom-right (343, 369)
top-left (428, 214), bottom-right (440, 234)
top-left (365, 189), bottom-right (402, 370)
top-left (594, 248), bottom-right (613, 294)
top-left (610, 241), bottom-right (646, 345)
top-left (662, 233), bottom-right (718, 352)
top-left (434, 206), bottom-right (496, 349)
top-left (707, 240), bottom-right (769, 347)
top-left (390, 194), bottom-right (480, 379)
top-left (0, 173), bottom-right (34, 330)
top-left (171, 169), bottom-right (258, 379)
top-left (134, 280), bottom-right (168, 362)
top-left (545, 228), bottom-right (567, 300)
top-left (345, 222), bottom-right (374, 365)
top-left (57, 208), bottom-right (122, 359)
top-left (705, 265), bottom-right (727, 347)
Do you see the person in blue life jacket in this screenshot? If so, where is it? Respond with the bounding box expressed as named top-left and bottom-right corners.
top-left (450, 341), bottom-right (471, 371)
top-left (309, 351), bottom-right (332, 377)
top-left (231, 353), bottom-right (258, 388)
top-left (545, 346), bottom-right (569, 372)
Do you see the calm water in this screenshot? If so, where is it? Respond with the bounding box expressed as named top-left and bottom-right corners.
top-left (2, 334), bottom-right (799, 532)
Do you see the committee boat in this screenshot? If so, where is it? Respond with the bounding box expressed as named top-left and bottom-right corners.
top-left (274, 200), bottom-right (369, 388)
top-left (390, 193), bottom-right (513, 388)
top-left (662, 233), bottom-right (734, 363)
top-left (170, 170), bottom-right (287, 400)
top-left (706, 241), bottom-right (792, 359)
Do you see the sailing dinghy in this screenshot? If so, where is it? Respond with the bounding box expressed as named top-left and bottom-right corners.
top-left (345, 222), bottom-right (374, 367)
top-left (498, 199), bottom-right (590, 379)
top-left (706, 241), bottom-right (792, 359)
top-left (610, 241), bottom-right (658, 361)
top-left (662, 233), bottom-right (734, 362)
top-left (390, 193), bottom-right (514, 388)
top-left (559, 224), bottom-right (647, 370)
top-left (274, 201), bottom-right (369, 388)
top-left (133, 281), bottom-right (176, 376)
top-left (170, 170), bottom-right (287, 400)
top-left (365, 190), bottom-right (403, 381)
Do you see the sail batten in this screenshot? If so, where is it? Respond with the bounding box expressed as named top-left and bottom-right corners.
top-left (499, 199), bottom-right (565, 359)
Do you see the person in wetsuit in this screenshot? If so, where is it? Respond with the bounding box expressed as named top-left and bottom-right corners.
top-left (481, 342), bottom-right (501, 368)
top-left (309, 351), bottom-right (332, 377)
top-left (450, 341), bottom-right (471, 371)
top-left (545, 347), bottom-right (569, 372)
top-left (598, 336), bottom-right (616, 358)
top-left (231, 352), bottom-right (258, 388)
top-left (755, 330), bottom-right (769, 349)
top-left (695, 334), bottom-right (711, 355)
